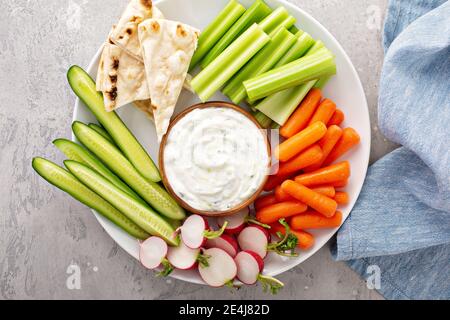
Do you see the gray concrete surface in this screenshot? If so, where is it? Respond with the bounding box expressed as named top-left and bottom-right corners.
top-left (0, 0), bottom-right (394, 300)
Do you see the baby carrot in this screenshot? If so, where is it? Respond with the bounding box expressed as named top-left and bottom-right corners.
top-left (312, 186), bottom-right (336, 198)
top-left (295, 161), bottom-right (351, 187)
top-left (277, 145), bottom-right (323, 176)
top-left (290, 210), bottom-right (343, 230)
top-left (308, 99), bottom-right (336, 126)
top-left (276, 122), bottom-right (327, 162)
top-left (254, 194), bottom-right (278, 211)
top-left (256, 201), bottom-right (308, 224)
top-left (281, 180), bottom-right (337, 217)
top-left (276, 184), bottom-right (335, 201)
top-left (280, 88), bottom-right (322, 138)
top-left (304, 125), bottom-right (343, 172)
top-left (331, 179), bottom-right (349, 188)
top-left (328, 109), bottom-right (345, 126)
top-left (323, 127), bottom-right (360, 165)
top-left (313, 181), bottom-right (348, 190)
top-left (334, 192), bottom-right (349, 205)
top-left (270, 222), bottom-right (315, 250)
top-left (293, 230), bottom-right (314, 250)
top-left (275, 185), bottom-right (295, 202)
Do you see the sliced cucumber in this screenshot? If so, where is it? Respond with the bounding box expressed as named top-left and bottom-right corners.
top-left (72, 121), bottom-right (185, 220)
top-left (64, 160), bottom-right (178, 246)
top-left (67, 65), bottom-right (161, 182)
top-left (88, 123), bottom-right (115, 145)
top-left (53, 138), bottom-right (145, 205)
top-left (32, 157), bottom-right (149, 240)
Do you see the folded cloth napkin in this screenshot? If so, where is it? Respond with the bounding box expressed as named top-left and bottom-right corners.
top-left (332, 0), bottom-right (450, 300)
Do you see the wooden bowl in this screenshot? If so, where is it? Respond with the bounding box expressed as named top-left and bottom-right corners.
top-left (159, 101), bottom-right (271, 217)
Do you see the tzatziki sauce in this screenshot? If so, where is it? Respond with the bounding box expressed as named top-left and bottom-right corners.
top-left (163, 107), bottom-right (270, 212)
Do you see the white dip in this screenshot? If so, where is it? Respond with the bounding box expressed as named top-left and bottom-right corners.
top-left (163, 107), bottom-right (270, 212)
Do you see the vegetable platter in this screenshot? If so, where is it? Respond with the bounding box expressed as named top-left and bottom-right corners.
top-left (33, 0), bottom-right (370, 292)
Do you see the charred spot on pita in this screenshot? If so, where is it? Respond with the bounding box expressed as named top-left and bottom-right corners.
top-left (126, 28), bottom-right (133, 35)
top-left (130, 16), bottom-right (142, 23)
top-left (107, 88), bottom-right (118, 101)
top-left (176, 24), bottom-right (187, 37)
top-left (109, 75), bottom-right (117, 83)
top-left (150, 21), bottom-right (160, 32)
top-left (112, 58), bottom-right (119, 70)
top-left (140, 0), bottom-right (152, 10)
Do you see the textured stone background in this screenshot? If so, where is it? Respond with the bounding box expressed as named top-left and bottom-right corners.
top-left (0, 0), bottom-right (394, 299)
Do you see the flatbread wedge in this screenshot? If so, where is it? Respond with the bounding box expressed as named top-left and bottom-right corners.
top-left (96, 27), bottom-right (116, 92)
top-left (96, 42), bottom-right (150, 111)
top-left (109, 0), bottom-right (157, 61)
top-left (138, 19), bottom-right (199, 141)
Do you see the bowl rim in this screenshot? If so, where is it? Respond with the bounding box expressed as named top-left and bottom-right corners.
top-left (158, 101), bottom-right (272, 217)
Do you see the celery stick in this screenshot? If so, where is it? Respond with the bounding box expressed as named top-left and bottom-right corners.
top-left (289, 25), bottom-right (300, 34)
top-left (245, 30), bottom-right (310, 105)
top-left (191, 24), bottom-right (270, 102)
top-left (308, 41), bottom-right (332, 89)
top-left (255, 72), bottom-right (331, 127)
top-left (189, 0), bottom-right (245, 70)
top-left (268, 15), bottom-right (296, 36)
top-left (306, 40), bottom-right (325, 55)
top-left (200, 0), bottom-right (272, 69)
top-left (254, 42), bottom-right (330, 125)
top-left (314, 76), bottom-right (332, 89)
top-left (244, 48), bottom-right (336, 101)
top-left (253, 110), bottom-right (272, 129)
top-left (223, 28), bottom-right (296, 104)
top-left (259, 7), bottom-right (290, 34)
top-left (274, 32), bottom-right (315, 67)
top-left (256, 80), bottom-right (316, 125)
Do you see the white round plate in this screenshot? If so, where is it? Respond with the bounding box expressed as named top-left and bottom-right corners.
top-left (73, 0), bottom-right (370, 285)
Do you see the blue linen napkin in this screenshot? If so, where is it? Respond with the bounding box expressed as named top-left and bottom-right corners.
top-left (332, 0), bottom-right (450, 300)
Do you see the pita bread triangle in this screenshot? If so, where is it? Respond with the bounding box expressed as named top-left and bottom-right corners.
top-left (138, 19), bottom-right (199, 141)
top-left (109, 0), bottom-right (164, 61)
top-left (96, 40), bottom-right (150, 111)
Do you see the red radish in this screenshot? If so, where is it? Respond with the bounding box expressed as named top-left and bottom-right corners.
top-left (235, 251), bottom-right (263, 284)
top-left (234, 250), bottom-right (284, 294)
top-left (217, 208), bottom-right (249, 235)
top-left (139, 237), bottom-right (169, 270)
top-left (198, 248), bottom-right (237, 287)
top-left (217, 208), bottom-right (271, 235)
top-left (205, 234), bottom-right (239, 258)
top-left (237, 225), bottom-right (270, 259)
top-left (180, 214), bottom-right (228, 249)
top-left (166, 241), bottom-right (209, 270)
